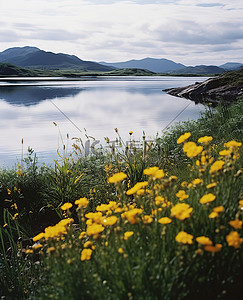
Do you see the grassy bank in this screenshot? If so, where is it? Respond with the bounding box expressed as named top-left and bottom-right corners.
top-left (0, 99), bottom-right (242, 299)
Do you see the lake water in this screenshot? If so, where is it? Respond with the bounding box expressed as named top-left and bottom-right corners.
top-left (0, 76), bottom-right (208, 167)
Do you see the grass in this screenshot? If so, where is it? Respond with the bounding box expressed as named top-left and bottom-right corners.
top-left (0, 99), bottom-right (242, 299)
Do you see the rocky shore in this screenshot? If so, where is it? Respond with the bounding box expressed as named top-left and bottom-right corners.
top-left (164, 68), bottom-right (243, 105)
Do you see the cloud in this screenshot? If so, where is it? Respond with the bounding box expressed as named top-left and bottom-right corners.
top-left (0, 0), bottom-right (242, 65)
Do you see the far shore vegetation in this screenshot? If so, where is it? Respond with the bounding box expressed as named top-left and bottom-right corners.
top-left (0, 94), bottom-right (242, 299)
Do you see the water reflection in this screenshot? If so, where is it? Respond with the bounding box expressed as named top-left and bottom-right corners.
top-left (0, 77), bottom-right (207, 166)
top-left (0, 85), bottom-right (83, 106)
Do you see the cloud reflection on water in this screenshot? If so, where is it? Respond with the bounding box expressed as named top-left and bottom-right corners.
top-left (0, 77), bottom-right (206, 166)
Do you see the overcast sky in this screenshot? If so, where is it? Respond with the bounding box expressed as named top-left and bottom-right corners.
top-left (1, 0), bottom-right (242, 65)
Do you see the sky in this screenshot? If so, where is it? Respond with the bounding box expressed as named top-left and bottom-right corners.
top-left (0, 0), bottom-right (243, 65)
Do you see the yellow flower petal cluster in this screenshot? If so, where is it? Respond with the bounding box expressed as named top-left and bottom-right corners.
top-left (200, 193), bottom-right (216, 204)
top-left (206, 182), bottom-right (217, 189)
top-left (102, 216), bottom-right (118, 226)
top-left (224, 140), bottom-right (242, 148)
top-left (108, 172), bottom-right (127, 183)
top-left (229, 219), bottom-right (242, 229)
top-left (198, 136), bottom-right (213, 144)
top-left (143, 167), bottom-right (165, 179)
top-left (175, 231), bottom-right (193, 244)
top-left (124, 231), bottom-right (134, 240)
top-left (219, 149), bottom-right (232, 156)
top-left (171, 203), bottom-right (193, 220)
top-left (158, 217), bottom-right (172, 224)
top-left (176, 190), bottom-right (189, 201)
top-left (210, 160), bottom-right (224, 174)
top-left (177, 132), bottom-right (191, 144)
top-left (196, 236), bottom-right (213, 246)
top-left (126, 182), bottom-right (148, 195)
top-left (81, 248), bottom-right (92, 261)
top-left (75, 197), bottom-right (89, 208)
top-left (86, 223), bottom-right (104, 236)
top-left (183, 142), bottom-right (203, 158)
top-left (142, 215), bottom-right (153, 224)
top-left (33, 232), bottom-right (45, 242)
top-left (60, 202), bottom-right (73, 210)
top-left (122, 208), bottom-right (143, 224)
top-left (191, 178), bottom-right (203, 185)
top-left (226, 231), bottom-right (242, 248)
top-left (43, 218), bottom-right (74, 240)
top-left (213, 206), bottom-right (224, 213)
top-left (204, 244), bottom-right (222, 252)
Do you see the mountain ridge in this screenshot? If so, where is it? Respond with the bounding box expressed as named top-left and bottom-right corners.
top-left (0, 47), bottom-right (114, 72)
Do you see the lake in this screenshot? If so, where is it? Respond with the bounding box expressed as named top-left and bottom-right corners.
top-left (0, 76), bottom-right (208, 167)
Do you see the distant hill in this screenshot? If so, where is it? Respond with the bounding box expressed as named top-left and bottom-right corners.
top-left (0, 63), bottom-right (38, 77)
top-left (106, 68), bottom-right (156, 76)
top-left (0, 46), bottom-right (114, 72)
top-left (219, 62), bottom-right (243, 71)
top-left (100, 58), bottom-right (185, 73)
top-left (172, 65), bottom-right (225, 75)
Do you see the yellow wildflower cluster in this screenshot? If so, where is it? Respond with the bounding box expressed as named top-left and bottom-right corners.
top-left (29, 133), bottom-right (242, 269)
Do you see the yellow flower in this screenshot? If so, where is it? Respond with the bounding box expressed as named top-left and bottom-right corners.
top-left (183, 142), bottom-right (203, 158)
top-left (143, 167), bottom-right (165, 179)
top-left (206, 182), bottom-right (217, 189)
top-left (122, 208), bottom-right (143, 224)
top-left (60, 202), bottom-right (73, 210)
top-left (158, 217), bottom-right (172, 224)
top-left (177, 132), bottom-right (191, 144)
top-left (75, 197), bottom-right (89, 208)
top-left (79, 231), bottom-right (86, 239)
top-left (200, 193), bottom-right (216, 204)
top-left (46, 247), bottom-right (55, 254)
top-left (176, 190), bottom-right (189, 201)
top-left (229, 219), bottom-right (242, 229)
top-left (226, 231), bottom-right (242, 248)
top-left (191, 178), bottom-right (203, 185)
top-left (196, 236), bottom-right (213, 246)
top-left (224, 140), bottom-right (242, 148)
top-left (102, 216), bottom-right (118, 226)
top-left (142, 215), bottom-right (153, 224)
top-left (175, 231), bottom-right (193, 244)
top-left (81, 248), bottom-right (92, 261)
top-left (171, 203), bottom-right (193, 220)
top-left (126, 182), bottom-right (148, 195)
top-left (118, 248), bottom-right (124, 254)
top-left (204, 244), bottom-right (222, 252)
top-left (155, 196), bottom-right (165, 206)
top-left (33, 232), bottom-right (45, 242)
top-left (219, 149), bottom-right (232, 156)
top-left (213, 206), bottom-right (224, 213)
top-left (198, 136), bottom-right (213, 144)
top-left (124, 231), bottom-right (134, 240)
top-left (25, 249), bottom-right (34, 254)
top-left (83, 241), bottom-right (93, 248)
top-left (181, 181), bottom-right (187, 187)
top-left (108, 172), bottom-right (127, 183)
top-left (86, 223), bottom-right (104, 236)
top-left (32, 244), bottom-right (43, 250)
top-left (209, 212), bottom-right (218, 219)
top-left (210, 160), bottom-right (224, 174)
top-left (85, 212), bottom-right (103, 223)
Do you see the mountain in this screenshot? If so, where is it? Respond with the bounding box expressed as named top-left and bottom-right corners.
top-left (219, 62), bottom-right (243, 71)
top-left (100, 58), bottom-right (185, 73)
top-left (0, 47), bottom-right (114, 71)
top-left (0, 46), bottom-right (39, 61)
top-left (172, 65), bottom-right (225, 75)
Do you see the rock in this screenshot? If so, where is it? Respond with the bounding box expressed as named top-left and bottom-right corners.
top-left (163, 69), bottom-right (243, 105)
